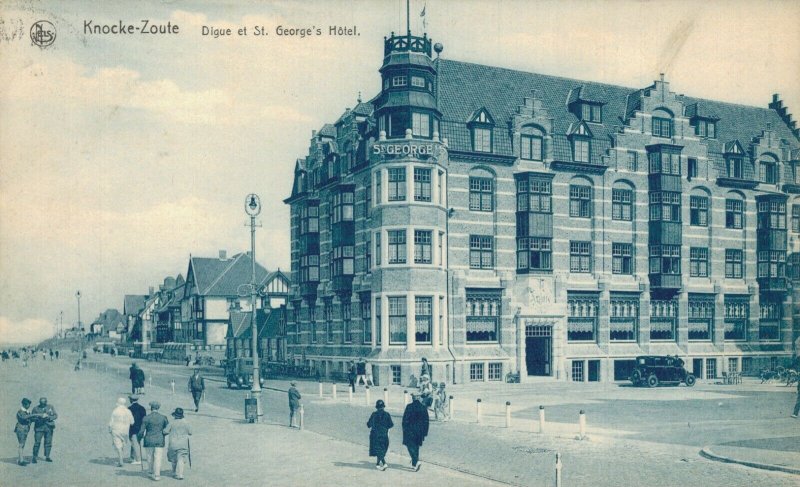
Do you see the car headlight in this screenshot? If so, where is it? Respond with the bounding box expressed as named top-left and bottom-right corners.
top-left (238, 377), bottom-right (243, 384)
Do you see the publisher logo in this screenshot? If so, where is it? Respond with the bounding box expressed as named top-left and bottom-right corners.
top-left (30, 20), bottom-right (56, 47)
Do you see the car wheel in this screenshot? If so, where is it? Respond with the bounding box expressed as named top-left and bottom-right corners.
top-left (685, 374), bottom-right (696, 387)
top-left (647, 374), bottom-right (659, 388)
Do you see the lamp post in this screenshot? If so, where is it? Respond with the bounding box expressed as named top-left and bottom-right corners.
top-left (76, 291), bottom-right (83, 351)
top-left (245, 193), bottom-right (263, 421)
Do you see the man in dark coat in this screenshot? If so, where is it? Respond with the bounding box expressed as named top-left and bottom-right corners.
top-left (30, 397), bottom-right (57, 463)
top-left (188, 369), bottom-right (205, 412)
top-left (288, 382), bottom-right (302, 427)
top-left (402, 392), bottom-right (429, 471)
top-left (129, 363), bottom-right (138, 395)
top-left (136, 367), bottom-right (146, 395)
top-left (128, 395), bottom-right (146, 464)
top-left (792, 378), bottom-right (800, 418)
top-left (367, 399), bottom-right (393, 470)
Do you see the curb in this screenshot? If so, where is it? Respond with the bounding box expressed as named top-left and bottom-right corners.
top-left (700, 446), bottom-right (800, 475)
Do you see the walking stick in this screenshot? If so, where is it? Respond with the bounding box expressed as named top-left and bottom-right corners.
top-left (188, 438), bottom-right (192, 468)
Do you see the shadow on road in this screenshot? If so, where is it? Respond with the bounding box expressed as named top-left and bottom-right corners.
top-left (332, 461), bottom-right (384, 471)
top-left (89, 457), bottom-right (123, 466)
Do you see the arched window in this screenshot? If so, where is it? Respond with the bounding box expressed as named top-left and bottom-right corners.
top-left (652, 108), bottom-right (673, 138)
top-left (612, 181), bottom-right (635, 221)
top-left (689, 188), bottom-right (711, 227)
top-left (725, 192), bottom-right (745, 229)
top-left (469, 168), bottom-right (495, 212)
top-left (569, 177), bottom-right (593, 218)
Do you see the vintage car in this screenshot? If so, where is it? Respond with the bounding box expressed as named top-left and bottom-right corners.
top-left (225, 357), bottom-right (266, 389)
top-left (630, 355), bottom-right (696, 387)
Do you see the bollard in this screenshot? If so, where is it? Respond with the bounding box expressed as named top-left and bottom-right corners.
top-left (383, 388), bottom-right (388, 407)
top-left (505, 401), bottom-right (512, 428)
top-left (403, 390), bottom-right (409, 406)
top-left (299, 405), bottom-right (304, 430)
top-left (318, 381), bottom-right (323, 398)
top-left (578, 410), bottom-right (586, 440)
top-left (538, 405), bottom-right (546, 433)
top-left (555, 452), bottom-right (562, 487)
top-left (149, 376), bottom-right (152, 388)
top-left (476, 398), bottom-right (482, 424)
top-left (332, 383), bottom-right (337, 400)
top-left (170, 379), bottom-right (175, 395)
top-left (448, 395), bottom-right (454, 420)
top-left (365, 386), bottom-right (371, 406)
top-left (348, 387), bottom-right (353, 403)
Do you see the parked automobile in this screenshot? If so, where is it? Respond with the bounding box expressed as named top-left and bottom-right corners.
top-left (225, 357), bottom-right (266, 389)
top-left (630, 355), bottom-right (696, 387)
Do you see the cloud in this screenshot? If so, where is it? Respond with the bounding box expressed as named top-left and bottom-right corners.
top-left (0, 317), bottom-right (54, 345)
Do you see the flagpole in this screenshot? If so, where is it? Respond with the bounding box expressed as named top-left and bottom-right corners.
top-left (406, 0), bottom-right (410, 36)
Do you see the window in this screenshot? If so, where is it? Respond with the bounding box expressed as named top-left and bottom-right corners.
top-left (569, 185), bottom-right (592, 218)
top-left (388, 167), bottom-right (406, 201)
top-left (331, 246), bottom-right (355, 276)
top-left (388, 296), bottom-right (407, 344)
top-left (414, 230), bottom-right (432, 264)
top-left (572, 138), bottom-right (590, 163)
top-left (612, 243), bottom-right (633, 275)
top-left (415, 297), bottom-right (432, 343)
top-left (472, 127), bottom-right (492, 152)
top-left (375, 232), bottom-right (381, 266)
top-left (652, 116), bottom-right (672, 138)
top-left (757, 199), bottom-right (787, 230)
top-left (438, 231), bottom-right (445, 267)
top-left (469, 177), bottom-right (493, 211)
top-left (488, 363), bottom-right (503, 381)
top-left (649, 245), bottom-right (681, 274)
top-left (759, 160), bottom-right (777, 184)
top-left (365, 234), bottom-right (371, 270)
top-left (759, 300), bottom-right (781, 341)
top-left (360, 295), bottom-right (371, 343)
top-left (411, 76), bottom-right (425, 88)
top-left (309, 306), bottom-right (317, 343)
top-left (758, 251), bottom-right (786, 278)
top-left (571, 361), bottom-right (584, 382)
top-left (469, 363), bottom-right (484, 381)
top-left (469, 235), bottom-right (494, 269)
top-left (742, 357), bottom-right (754, 374)
top-left (414, 167), bottom-right (431, 202)
top-left (388, 230), bottom-right (406, 264)
top-left (570, 241), bottom-right (592, 273)
top-left (331, 192), bottom-right (354, 223)
top-left (726, 157), bottom-right (743, 178)
top-left (792, 205), bottom-right (800, 233)
top-left (374, 296), bottom-right (381, 343)
top-left (392, 75), bottom-right (407, 87)
top-left (340, 303), bottom-right (351, 343)
top-left (581, 104), bottom-right (602, 123)
top-left (690, 247), bottom-right (709, 277)
top-left (689, 196), bottom-right (708, 226)
top-left (390, 365), bottom-right (402, 385)
top-left (412, 112), bottom-right (430, 138)
top-left (725, 249), bottom-right (743, 278)
top-left (650, 298), bottom-right (677, 340)
top-left (300, 254), bottom-right (319, 283)
top-left (521, 135), bottom-right (543, 160)
top-left (365, 181), bottom-right (371, 213)
top-left (324, 299), bottom-right (333, 342)
top-left (567, 293), bottom-right (598, 341)
top-left (649, 192), bottom-right (681, 222)
top-left (612, 188), bottom-right (633, 221)
top-left (374, 170), bottom-right (382, 204)
top-left (517, 238), bottom-right (552, 272)
top-left (687, 158), bottom-right (698, 179)
top-left (610, 294), bottom-right (639, 341)
top-left (688, 295), bottom-right (714, 341)
top-left (725, 199), bottom-right (744, 229)
top-left (724, 296), bottom-right (748, 340)
top-left (694, 119), bottom-right (716, 138)
top-left (789, 253), bottom-right (800, 280)
top-left (516, 177), bottom-right (551, 212)
top-left (627, 151), bottom-right (638, 171)
top-left (300, 205), bottom-right (319, 234)
top-left (466, 291), bottom-right (500, 342)
top-left (648, 150), bottom-right (681, 175)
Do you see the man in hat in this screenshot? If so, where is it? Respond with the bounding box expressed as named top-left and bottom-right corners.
top-left (141, 401), bottom-right (169, 481)
top-left (187, 368), bottom-right (205, 413)
top-left (402, 392), bottom-right (430, 472)
top-left (288, 382), bottom-right (302, 428)
top-left (30, 397), bottom-right (57, 463)
top-left (108, 397), bottom-right (134, 467)
top-left (129, 363), bottom-right (139, 395)
top-left (164, 408), bottom-right (192, 480)
top-left (128, 395), bottom-right (146, 464)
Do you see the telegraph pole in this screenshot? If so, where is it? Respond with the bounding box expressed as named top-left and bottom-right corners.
top-left (245, 194), bottom-right (263, 421)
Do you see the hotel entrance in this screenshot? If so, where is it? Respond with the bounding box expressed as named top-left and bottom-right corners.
top-left (525, 325), bottom-right (551, 376)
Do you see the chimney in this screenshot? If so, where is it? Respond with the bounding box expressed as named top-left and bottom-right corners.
top-left (219, 250), bottom-right (227, 260)
top-left (148, 286), bottom-right (154, 296)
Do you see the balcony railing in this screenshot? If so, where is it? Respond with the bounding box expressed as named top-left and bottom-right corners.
top-left (384, 32), bottom-right (432, 57)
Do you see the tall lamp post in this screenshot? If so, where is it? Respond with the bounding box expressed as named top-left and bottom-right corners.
top-left (76, 291), bottom-right (83, 351)
top-left (245, 193), bottom-right (263, 421)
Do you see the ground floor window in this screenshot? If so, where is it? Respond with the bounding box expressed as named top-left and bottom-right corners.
top-left (488, 363), bottom-right (503, 381)
top-left (571, 360), bottom-right (584, 382)
top-left (650, 298), bottom-right (677, 341)
top-left (567, 292), bottom-right (598, 342)
top-left (415, 296), bottom-right (432, 343)
top-left (741, 357), bottom-right (753, 374)
top-left (470, 363), bottom-right (485, 381)
top-left (688, 294), bottom-right (714, 340)
top-left (759, 299), bottom-right (781, 341)
top-left (610, 293), bottom-right (638, 341)
top-left (388, 297), bottom-right (407, 344)
top-left (728, 357), bottom-right (739, 373)
top-left (724, 295), bottom-right (749, 340)
top-left (705, 358), bottom-right (717, 379)
top-left (466, 290), bottom-right (501, 342)
top-left (391, 364), bottom-right (401, 385)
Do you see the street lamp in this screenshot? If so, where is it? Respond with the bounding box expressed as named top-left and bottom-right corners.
top-left (76, 291), bottom-right (83, 352)
top-left (244, 193), bottom-right (263, 421)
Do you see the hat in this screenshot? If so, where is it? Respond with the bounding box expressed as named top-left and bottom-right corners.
top-left (171, 408), bottom-right (184, 419)
top-left (116, 397), bottom-right (127, 406)
top-left (420, 374), bottom-right (430, 381)
top-left (375, 400), bottom-right (385, 409)
top-left (149, 401), bottom-right (161, 410)
top-left (411, 391), bottom-right (422, 398)
top-left (290, 381), bottom-right (297, 386)
top-left (129, 394), bottom-right (139, 402)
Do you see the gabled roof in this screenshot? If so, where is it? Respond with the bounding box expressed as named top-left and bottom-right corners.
top-left (352, 101), bottom-right (373, 116)
top-left (229, 308), bottom-right (282, 340)
top-left (319, 123), bottom-right (336, 138)
top-left (123, 295), bottom-right (147, 316)
top-left (188, 252), bottom-right (270, 297)
top-left (262, 269), bottom-right (291, 288)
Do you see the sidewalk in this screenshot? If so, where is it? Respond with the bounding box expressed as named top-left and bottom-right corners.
top-left (701, 436), bottom-right (800, 475)
top-left (0, 354), bottom-right (503, 486)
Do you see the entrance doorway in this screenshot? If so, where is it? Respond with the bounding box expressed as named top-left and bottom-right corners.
top-left (692, 358), bottom-right (703, 378)
top-left (525, 325), bottom-right (551, 376)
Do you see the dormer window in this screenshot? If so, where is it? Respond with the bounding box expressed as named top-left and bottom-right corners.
top-left (726, 157), bottom-right (743, 178)
top-left (759, 156), bottom-right (778, 184)
top-left (694, 119), bottom-right (716, 138)
top-left (581, 104), bottom-right (602, 123)
top-left (392, 75), bottom-right (407, 87)
top-left (520, 126), bottom-right (545, 161)
top-left (568, 122), bottom-right (592, 163)
top-left (652, 109), bottom-right (673, 138)
top-left (411, 76), bottom-right (425, 88)
top-left (468, 109), bottom-right (494, 153)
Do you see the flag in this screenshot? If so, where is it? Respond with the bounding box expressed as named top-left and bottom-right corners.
top-left (420, 3), bottom-right (427, 30)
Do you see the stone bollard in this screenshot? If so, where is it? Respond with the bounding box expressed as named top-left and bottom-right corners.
top-left (383, 388), bottom-right (388, 407)
top-left (555, 452), bottom-right (562, 487)
top-left (332, 383), bottom-right (337, 400)
top-left (170, 379), bottom-right (175, 394)
top-left (403, 390), bottom-right (409, 405)
top-left (538, 405), bottom-right (546, 433)
top-left (318, 381), bottom-right (323, 398)
top-left (348, 387), bottom-right (353, 403)
top-left (299, 404), bottom-right (304, 430)
top-left (365, 386), bottom-right (371, 406)
top-left (448, 395), bottom-right (454, 420)
top-left (476, 398), bottom-right (482, 424)
top-left (578, 410), bottom-right (586, 440)
top-left (505, 401), bottom-right (512, 428)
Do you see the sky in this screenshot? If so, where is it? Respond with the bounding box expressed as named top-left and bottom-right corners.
top-left (0, 0), bottom-right (798, 345)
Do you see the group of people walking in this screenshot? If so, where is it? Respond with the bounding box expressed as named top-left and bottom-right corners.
top-left (14, 397), bottom-right (58, 466)
top-left (367, 391), bottom-right (430, 471)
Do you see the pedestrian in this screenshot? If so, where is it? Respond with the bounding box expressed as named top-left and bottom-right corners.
top-left (348, 361), bottom-right (357, 392)
top-left (136, 366), bottom-right (146, 395)
top-left (356, 358), bottom-right (367, 386)
top-left (129, 363), bottom-right (139, 395)
top-left (30, 397), bottom-right (58, 463)
top-left (188, 368), bottom-right (205, 413)
top-left (15, 398), bottom-right (33, 466)
top-left (128, 395), bottom-right (146, 465)
top-left (367, 399), bottom-right (393, 471)
top-left (185, 356), bottom-right (191, 367)
top-left (792, 378), bottom-right (800, 418)
top-left (288, 382), bottom-right (302, 428)
top-left (49, 350), bottom-right (53, 360)
top-left (55, 350), bottom-right (59, 360)
top-left (420, 357), bottom-right (432, 381)
top-left (402, 392), bottom-right (430, 472)
top-left (141, 401), bottom-right (169, 481)
top-left (108, 397), bottom-right (134, 467)
top-left (164, 408), bottom-right (192, 480)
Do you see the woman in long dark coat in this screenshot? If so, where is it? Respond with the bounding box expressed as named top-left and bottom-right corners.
top-left (367, 399), bottom-right (393, 470)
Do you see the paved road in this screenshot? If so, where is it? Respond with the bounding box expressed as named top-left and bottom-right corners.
top-left (74, 353), bottom-right (800, 486)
